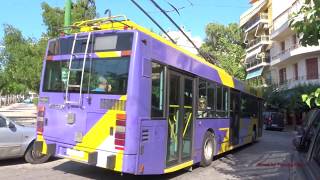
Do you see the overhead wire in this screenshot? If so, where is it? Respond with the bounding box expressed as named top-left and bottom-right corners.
top-left (149, 0), bottom-right (216, 63)
top-left (130, 0), bottom-right (176, 44)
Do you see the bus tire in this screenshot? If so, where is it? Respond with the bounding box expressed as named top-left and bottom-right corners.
top-left (200, 131), bottom-right (215, 167)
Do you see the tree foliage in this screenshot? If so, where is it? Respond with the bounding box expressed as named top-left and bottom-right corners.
top-left (0, 1), bottom-right (97, 94)
top-left (200, 23), bottom-right (246, 80)
top-left (302, 88), bottom-right (320, 108)
top-left (0, 25), bottom-right (46, 93)
top-left (264, 84), bottom-right (319, 111)
top-left (290, 0), bottom-right (320, 46)
top-left (41, 0), bottom-right (96, 38)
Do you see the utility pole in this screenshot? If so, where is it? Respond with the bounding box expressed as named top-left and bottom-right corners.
top-left (64, 0), bottom-right (72, 33)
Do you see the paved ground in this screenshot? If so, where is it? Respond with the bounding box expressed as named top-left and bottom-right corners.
top-left (0, 120), bottom-right (306, 180)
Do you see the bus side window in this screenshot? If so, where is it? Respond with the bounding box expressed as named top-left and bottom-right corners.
top-left (207, 82), bottom-right (215, 117)
top-left (151, 62), bottom-right (165, 118)
top-left (197, 79), bottom-right (215, 118)
top-left (198, 79), bottom-right (207, 118)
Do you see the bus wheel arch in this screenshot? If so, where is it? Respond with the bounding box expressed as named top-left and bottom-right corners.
top-left (200, 130), bottom-right (216, 167)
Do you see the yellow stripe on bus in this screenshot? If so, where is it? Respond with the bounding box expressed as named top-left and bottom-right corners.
top-left (71, 95), bottom-right (127, 171)
top-left (37, 134), bottom-right (48, 155)
top-left (77, 20), bottom-right (237, 88)
top-left (164, 160), bottom-right (193, 173)
top-left (96, 51), bottom-right (121, 58)
top-left (218, 128), bottom-right (233, 154)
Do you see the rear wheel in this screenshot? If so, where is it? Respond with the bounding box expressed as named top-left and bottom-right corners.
top-left (25, 142), bottom-right (50, 164)
top-left (200, 131), bottom-right (216, 167)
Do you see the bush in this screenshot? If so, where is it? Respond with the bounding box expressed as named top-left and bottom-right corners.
top-left (32, 97), bottom-right (39, 105)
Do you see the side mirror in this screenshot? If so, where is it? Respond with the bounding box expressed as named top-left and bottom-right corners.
top-left (8, 122), bottom-right (15, 129)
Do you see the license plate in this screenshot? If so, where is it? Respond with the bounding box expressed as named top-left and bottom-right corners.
top-left (271, 124), bottom-right (277, 127)
top-left (66, 148), bottom-right (85, 158)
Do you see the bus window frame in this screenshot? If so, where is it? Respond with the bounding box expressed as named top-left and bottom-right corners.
top-left (150, 60), bottom-right (168, 120)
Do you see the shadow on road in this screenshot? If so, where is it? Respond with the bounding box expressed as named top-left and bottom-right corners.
top-left (209, 130), bottom-right (303, 179)
top-left (52, 160), bottom-right (198, 180)
top-left (0, 158), bottom-right (28, 166)
top-left (0, 156), bottom-right (59, 167)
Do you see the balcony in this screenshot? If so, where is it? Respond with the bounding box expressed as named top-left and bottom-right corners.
top-left (243, 13), bottom-right (269, 33)
top-left (273, 75), bottom-right (320, 90)
top-left (271, 45), bottom-right (320, 66)
top-left (271, 44), bottom-right (300, 60)
top-left (246, 56), bottom-right (270, 70)
top-left (271, 0), bottom-right (301, 40)
top-left (246, 35), bottom-right (271, 51)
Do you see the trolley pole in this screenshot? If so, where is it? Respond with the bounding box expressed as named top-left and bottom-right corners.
top-left (64, 0), bottom-right (72, 33)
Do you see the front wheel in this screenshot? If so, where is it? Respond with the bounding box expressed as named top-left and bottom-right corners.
top-left (200, 131), bottom-right (216, 167)
top-left (25, 142), bottom-right (50, 164)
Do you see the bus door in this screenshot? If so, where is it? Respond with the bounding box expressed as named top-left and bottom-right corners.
top-left (166, 70), bottom-right (194, 167)
top-left (230, 90), bottom-right (240, 145)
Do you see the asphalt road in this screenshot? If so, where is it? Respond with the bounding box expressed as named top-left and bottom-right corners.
top-left (0, 128), bottom-right (306, 180)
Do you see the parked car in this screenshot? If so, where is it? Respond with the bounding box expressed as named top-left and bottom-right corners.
top-left (0, 114), bottom-right (50, 163)
top-left (293, 109), bottom-right (320, 152)
top-left (263, 111), bottom-right (285, 131)
top-left (296, 113), bottom-right (320, 179)
top-left (23, 98), bottom-right (33, 104)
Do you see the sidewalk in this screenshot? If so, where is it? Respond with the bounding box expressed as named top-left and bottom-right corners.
top-left (0, 103), bottom-right (37, 126)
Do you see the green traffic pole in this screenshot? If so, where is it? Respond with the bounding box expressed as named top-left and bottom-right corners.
top-left (64, 0), bottom-right (72, 33)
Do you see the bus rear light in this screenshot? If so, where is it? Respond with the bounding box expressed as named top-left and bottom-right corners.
top-left (121, 50), bottom-right (132, 57)
top-left (115, 139), bottom-right (125, 146)
top-left (116, 120), bottom-right (126, 126)
top-left (37, 106), bottom-right (45, 134)
top-left (115, 113), bottom-right (126, 150)
top-left (115, 126), bottom-right (126, 133)
top-left (116, 113), bottom-right (126, 120)
top-left (115, 146), bottom-right (124, 151)
top-left (37, 120), bottom-right (44, 134)
top-left (115, 132), bottom-right (126, 139)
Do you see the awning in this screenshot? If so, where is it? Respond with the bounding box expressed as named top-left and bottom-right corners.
top-left (240, 0), bottom-right (267, 27)
top-left (246, 67), bottom-right (264, 80)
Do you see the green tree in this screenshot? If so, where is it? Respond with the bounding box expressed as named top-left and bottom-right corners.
top-left (290, 0), bottom-right (320, 46)
top-left (1, 25), bottom-right (45, 93)
top-left (290, 0), bottom-right (320, 108)
top-left (302, 88), bottom-right (320, 108)
top-left (0, 1), bottom-right (98, 94)
top-left (41, 0), bottom-right (97, 38)
top-left (200, 23), bottom-right (246, 80)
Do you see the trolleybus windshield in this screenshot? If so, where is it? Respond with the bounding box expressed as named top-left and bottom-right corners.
top-left (42, 57), bottom-right (130, 95)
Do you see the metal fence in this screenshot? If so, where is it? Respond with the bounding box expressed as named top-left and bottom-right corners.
top-left (0, 94), bottom-right (26, 107)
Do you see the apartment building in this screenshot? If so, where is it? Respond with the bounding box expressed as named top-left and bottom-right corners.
top-left (270, 0), bottom-right (320, 90)
top-left (241, 0), bottom-right (320, 90)
top-left (240, 0), bottom-right (272, 87)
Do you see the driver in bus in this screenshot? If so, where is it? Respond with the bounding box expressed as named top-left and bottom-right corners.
top-left (198, 95), bottom-right (208, 118)
top-left (92, 76), bottom-right (112, 93)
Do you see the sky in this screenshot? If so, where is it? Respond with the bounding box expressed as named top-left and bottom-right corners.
top-left (0, 0), bottom-right (251, 42)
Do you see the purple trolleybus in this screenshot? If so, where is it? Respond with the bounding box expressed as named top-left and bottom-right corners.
top-left (34, 16), bottom-right (263, 175)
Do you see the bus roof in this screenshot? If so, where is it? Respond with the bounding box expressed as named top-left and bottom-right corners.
top-left (63, 15), bottom-right (262, 98)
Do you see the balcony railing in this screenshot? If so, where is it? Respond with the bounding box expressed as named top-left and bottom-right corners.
top-left (246, 56), bottom-right (270, 69)
top-left (272, 0), bottom-right (301, 33)
top-left (271, 44), bottom-right (300, 60)
top-left (243, 13), bottom-right (269, 30)
top-left (272, 74), bottom-right (320, 90)
top-left (246, 35), bottom-right (270, 49)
